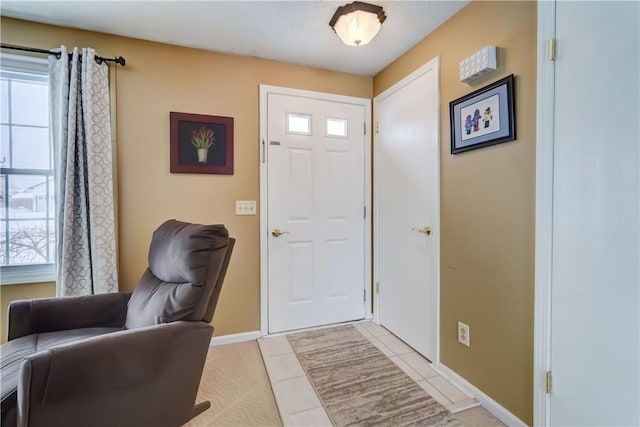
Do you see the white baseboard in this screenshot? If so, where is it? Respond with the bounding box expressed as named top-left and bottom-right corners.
top-left (436, 363), bottom-right (528, 427)
top-left (210, 330), bottom-right (261, 346)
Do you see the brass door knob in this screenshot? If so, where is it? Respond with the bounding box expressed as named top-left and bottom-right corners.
top-left (271, 229), bottom-right (289, 238)
top-left (411, 226), bottom-right (432, 235)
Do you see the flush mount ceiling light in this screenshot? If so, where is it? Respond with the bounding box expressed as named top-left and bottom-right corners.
top-left (329, 1), bottom-right (387, 47)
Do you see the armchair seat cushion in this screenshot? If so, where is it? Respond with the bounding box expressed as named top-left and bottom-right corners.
top-left (1, 327), bottom-right (121, 416)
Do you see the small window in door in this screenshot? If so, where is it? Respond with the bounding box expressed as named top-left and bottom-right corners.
top-left (286, 113), bottom-right (312, 135)
top-left (326, 117), bottom-right (348, 138)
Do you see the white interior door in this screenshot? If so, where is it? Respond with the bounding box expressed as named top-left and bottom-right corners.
top-left (375, 58), bottom-right (439, 361)
top-left (537, 2), bottom-right (640, 425)
top-left (266, 92), bottom-right (367, 334)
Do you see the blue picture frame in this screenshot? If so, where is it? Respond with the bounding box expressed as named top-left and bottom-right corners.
top-left (450, 74), bottom-right (516, 154)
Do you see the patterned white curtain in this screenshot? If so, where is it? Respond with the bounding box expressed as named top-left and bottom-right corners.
top-left (49, 46), bottom-right (118, 296)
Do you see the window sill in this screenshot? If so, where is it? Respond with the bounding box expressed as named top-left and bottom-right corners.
top-left (1, 264), bottom-right (56, 286)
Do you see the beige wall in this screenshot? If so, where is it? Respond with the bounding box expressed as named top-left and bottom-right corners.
top-left (374, 1), bottom-right (536, 424)
top-left (0, 17), bottom-right (372, 338)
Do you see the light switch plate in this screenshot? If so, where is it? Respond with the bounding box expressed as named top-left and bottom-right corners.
top-left (235, 200), bottom-right (256, 215)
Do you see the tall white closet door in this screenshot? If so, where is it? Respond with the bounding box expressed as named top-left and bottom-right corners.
top-left (549, 2), bottom-right (639, 425)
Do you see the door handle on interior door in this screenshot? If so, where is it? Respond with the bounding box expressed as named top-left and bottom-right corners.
top-left (411, 226), bottom-right (432, 235)
top-left (271, 229), bottom-right (290, 238)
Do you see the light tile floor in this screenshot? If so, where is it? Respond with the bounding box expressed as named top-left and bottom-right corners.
top-left (258, 321), bottom-right (482, 426)
top-left (257, 335), bottom-right (333, 426)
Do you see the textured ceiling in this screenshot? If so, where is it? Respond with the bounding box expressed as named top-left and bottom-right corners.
top-left (1, 1), bottom-right (468, 76)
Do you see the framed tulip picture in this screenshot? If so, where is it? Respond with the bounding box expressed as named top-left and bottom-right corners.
top-left (170, 112), bottom-right (234, 174)
top-left (449, 74), bottom-right (515, 154)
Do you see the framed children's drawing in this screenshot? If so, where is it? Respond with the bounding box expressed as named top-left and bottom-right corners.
top-left (449, 74), bottom-right (516, 154)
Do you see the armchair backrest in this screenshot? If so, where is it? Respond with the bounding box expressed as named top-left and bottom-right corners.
top-left (125, 220), bottom-right (233, 329)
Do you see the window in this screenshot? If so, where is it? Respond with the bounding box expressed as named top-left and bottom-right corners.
top-left (326, 117), bottom-right (349, 138)
top-left (0, 54), bottom-right (55, 285)
top-left (286, 113), bottom-right (312, 135)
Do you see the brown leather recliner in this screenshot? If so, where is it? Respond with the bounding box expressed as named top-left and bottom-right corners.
top-left (0, 220), bottom-right (235, 427)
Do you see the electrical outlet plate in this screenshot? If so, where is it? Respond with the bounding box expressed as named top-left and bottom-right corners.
top-left (235, 200), bottom-right (256, 215)
top-left (458, 321), bottom-right (470, 347)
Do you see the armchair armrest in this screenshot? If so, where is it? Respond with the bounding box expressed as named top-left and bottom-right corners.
top-left (7, 293), bottom-right (131, 341)
top-left (17, 321), bottom-right (212, 427)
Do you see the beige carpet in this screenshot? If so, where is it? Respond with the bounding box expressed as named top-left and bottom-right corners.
top-left (287, 324), bottom-right (460, 426)
top-left (454, 406), bottom-right (505, 426)
top-left (184, 341), bottom-right (282, 427)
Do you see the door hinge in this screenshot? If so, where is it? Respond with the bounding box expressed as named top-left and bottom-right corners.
top-left (364, 122), bottom-right (366, 135)
top-left (545, 371), bottom-right (553, 394)
top-left (375, 282), bottom-right (380, 293)
top-left (375, 122), bottom-right (379, 134)
top-left (364, 206), bottom-right (366, 219)
top-left (261, 139), bottom-right (266, 163)
top-left (548, 38), bottom-right (557, 61)
top-left (364, 289), bottom-right (366, 301)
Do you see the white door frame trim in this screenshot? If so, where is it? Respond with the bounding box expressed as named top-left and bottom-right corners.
top-left (259, 84), bottom-right (373, 337)
top-left (533, 1), bottom-right (555, 426)
top-left (372, 57), bottom-right (440, 365)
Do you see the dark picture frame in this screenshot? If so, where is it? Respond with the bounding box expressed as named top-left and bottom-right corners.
top-left (449, 74), bottom-right (516, 154)
top-left (170, 112), bottom-right (234, 174)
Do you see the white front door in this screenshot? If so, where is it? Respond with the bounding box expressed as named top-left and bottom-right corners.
top-left (375, 58), bottom-right (440, 361)
top-left (542, 2), bottom-right (640, 425)
top-left (265, 91), bottom-right (368, 334)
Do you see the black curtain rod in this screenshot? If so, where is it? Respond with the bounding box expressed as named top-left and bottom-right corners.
top-left (0, 43), bottom-right (126, 66)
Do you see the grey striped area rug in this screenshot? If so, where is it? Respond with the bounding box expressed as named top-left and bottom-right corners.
top-left (287, 324), bottom-right (460, 427)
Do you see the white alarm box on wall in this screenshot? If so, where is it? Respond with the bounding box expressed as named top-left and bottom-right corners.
top-left (459, 46), bottom-right (497, 83)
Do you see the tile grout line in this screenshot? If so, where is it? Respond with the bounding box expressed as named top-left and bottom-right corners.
top-left (287, 404), bottom-right (324, 416)
top-left (272, 373), bottom-right (308, 382)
